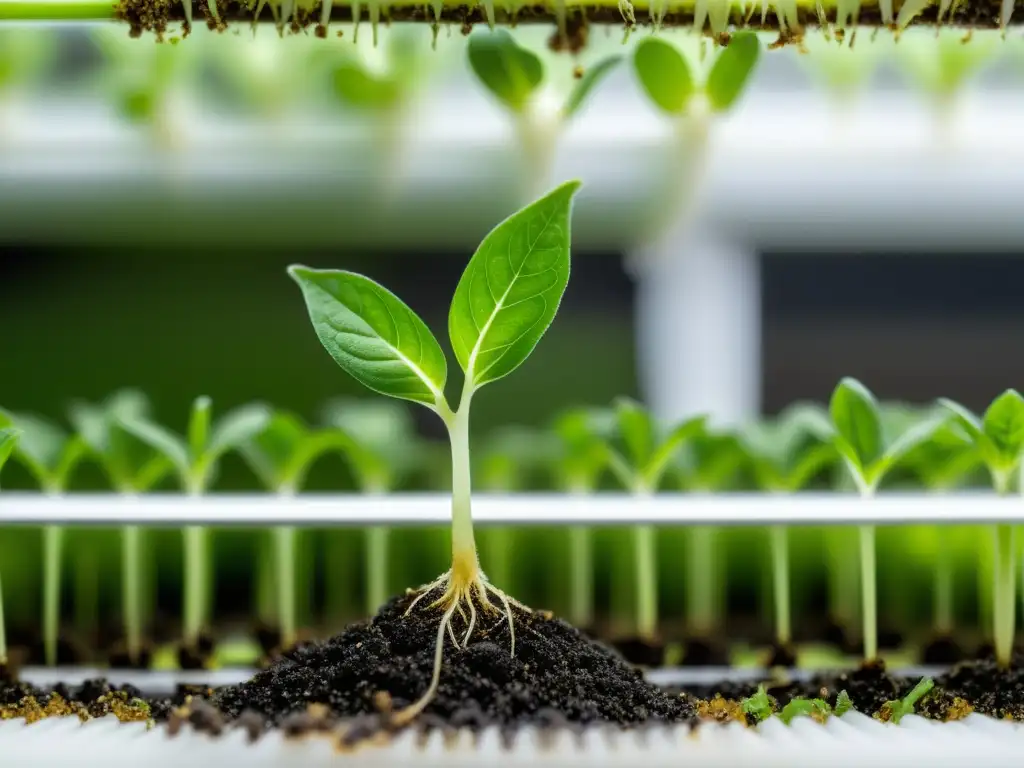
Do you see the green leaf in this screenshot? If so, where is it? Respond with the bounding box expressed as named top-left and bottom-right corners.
top-left (678, 432), bottom-right (747, 491)
top-left (563, 54), bottom-right (622, 119)
top-left (4, 412), bottom-right (68, 487)
top-left (632, 37), bottom-right (694, 116)
top-left (332, 60), bottom-right (402, 111)
top-left (69, 390), bottom-right (163, 492)
top-left (466, 28), bottom-right (544, 114)
top-left (118, 416), bottom-right (191, 485)
top-left (321, 397), bottom-right (420, 484)
top-left (646, 414), bottom-right (708, 489)
top-left (834, 690), bottom-right (854, 717)
top-left (448, 180), bottom-right (581, 389)
top-left (868, 414), bottom-right (950, 485)
top-left (829, 377), bottom-right (883, 471)
top-left (0, 427), bottom-right (21, 476)
top-left (189, 395), bottom-right (212, 458)
top-left (207, 403), bottom-right (272, 461)
top-left (786, 442), bottom-right (837, 491)
top-left (288, 265), bottom-right (449, 410)
top-left (705, 31), bottom-right (761, 113)
top-left (239, 411), bottom-right (308, 490)
top-left (740, 684), bottom-right (773, 723)
top-left (613, 397), bottom-right (656, 472)
top-left (779, 697), bottom-right (832, 725)
top-left (982, 389), bottom-right (1024, 465)
top-left (882, 677), bottom-right (934, 724)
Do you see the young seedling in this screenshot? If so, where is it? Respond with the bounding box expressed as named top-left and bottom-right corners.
top-left (119, 397), bottom-right (271, 656)
top-left (240, 408), bottom-right (366, 649)
top-left (0, 427), bottom-right (22, 669)
top-left (68, 389), bottom-right (172, 665)
top-left (939, 390), bottom-right (1024, 668)
top-left (631, 33), bottom-right (759, 240)
top-left (549, 407), bottom-right (611, 629)
top-left (288, 179), bottom-right (580, 724)
top-left (467, 29), bottom-right (621, 203)
top-left (321, 397), bottom-right (422, 616)
top-left (877, 677), bottom-right (935, 724)
top-left (742, 403), bottom-right (837, 651)
top-left (828, 377), bottom-right (949, 661)
top-left (741, 684), bottom-right (854, 724)
top-left (0, 409), bottom-right (88, 667)
top-left (601, 397), bottom-right (707, 642)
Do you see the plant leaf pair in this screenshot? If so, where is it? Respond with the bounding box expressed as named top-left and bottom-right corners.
top-left (331, 26), bottom-right (430, 112)
top-left (550, 407), bottom-right (613, 491)
top-left (467, 29), bottom-right (622, 121)
top-left (321, 397), bottom-right (421, 491)
top-left (675, 431), bottom-right (748, 492)
top-left (0, 409), bottom-right (87, 493)
top-left (0, 427), bottom-right (22, 489)
top-left (119, 397), bottom-right (272, 494)
top-left (828, 378), bottom-right (950, 494)
top-left (632, 33), bottom-right (760, 118)
top-left (939, 390), bottom-right (1024, 492)
top-left (741, 684), bottom-right (854, 725)
top-left (601, 398), bottom-right (708, 492)
top-left (288, 180), bottom-right (582, 420)
top-left (742, 403), bottom-right (837, 492)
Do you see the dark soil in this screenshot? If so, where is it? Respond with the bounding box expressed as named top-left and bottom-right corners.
top-left (177, 631), bottom-right (216, 670)
top-left (211, 587), bottom-right (697, 732)
top-left (610, 637), bottom-right (666, 667)
top-left (108, 641), bottom-right (154, 670)
top-left (922, 635), bottom-right (967, 666)
top-left (932, 651), bottom-right (1024, 719)
top-left (766, 642), bottom-right (798, 669)
top-left (681, 637), bottom-right (730, 667)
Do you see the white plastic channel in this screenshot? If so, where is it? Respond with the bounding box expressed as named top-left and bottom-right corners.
top-left (2, 712), bottom-right (1024, 766)
top-left (3, 491), bottom-right (1024, 526)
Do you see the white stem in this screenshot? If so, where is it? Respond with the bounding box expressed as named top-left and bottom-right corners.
top-left (515, 97), bottom-right (563, 205)
top-left (448, 390), bottom-right (477, 579)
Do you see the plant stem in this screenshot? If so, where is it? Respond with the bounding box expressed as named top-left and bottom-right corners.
top-left (256, 535), bottom-right (275, 625)
top-left (993, 522), bottom-right (1017, 667)
top-left (365, 525), bottom-right (389, 614)
top-left (74, 544), bottom-right (98, 646)
top-left (123, 523), bottom-right (142, 662)
top-left (183, 524), bottom-right (206, 646)
top-left (770, 524), bottom-right (791, 646)
top-left (0, 0), bottom-right (118, 19)
top-left (934, 529), bottom-right (953, 635)
top-left (43, 523), bottom-right (62, 667)
top-left (0, 567), bottom-right (6, 664)
top-left (634, 523), bottom-right (658, 639)
top-left (481, 526), bottom-right (512, 589)
top-left (568, 525), bottom-right (593, 628)
top-left (859, 523), bottom-right (877, 661)
top-left (275, 525), bottom-right (297, 648)
top-left (446, 392), bottom-right (478, 586)
top-left (686, 524), bottom-right (717, 636)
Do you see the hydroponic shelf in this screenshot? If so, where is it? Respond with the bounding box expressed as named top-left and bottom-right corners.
top-left (3, 491), bottom-right (1024, 525)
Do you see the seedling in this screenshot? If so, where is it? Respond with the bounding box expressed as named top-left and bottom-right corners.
top-left (321, 397), bottom-right (422, 615)
top-left (119, 397), bottom-right (271, 652)
top-left (877, 677), bottom-right (935, 724)
top-left (602, 397), bottom-right (707, 641)
top-left (742, 403), bottom-right (837, 649)
top-left (828, 378), bottom-right (949, 661)
top-left (288, 179), bottom-right (580, 723)
top-left (741, 684), bottom-right (854, 724)
top-left (467, 29), bottom-right (621, 202)
top-left (0, 408), bottom-right (88, 667)
top-left (68, 389), bottom-right (172, 665)
top-left (939, 390), bottom-right (1024, 668)
top-left (0, 427), bottom-right (21, 667)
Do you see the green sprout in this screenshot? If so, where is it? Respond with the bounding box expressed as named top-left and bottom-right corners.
top-left (740, 684), bottom-right (773, 722)
top-left (631, 32), bottom-right (760, 238)
top-left (940, 390), bottom-right (1024, 668)
top-left (119, 397), bottom-right (271, 654)
top-left (549, 407), bottom-right (611, 628)
top-left (0, 409), bottom-right (88, 667)
top-left (288, 179), bottom-right (580, 725)
top-left (240, 408), bottom-right (365, 649)
top-left (68, 389), bottom-right (172, 665)
top-left (828, 377), bottom-right (948, 661)
top-left (878, 677), bottom-right (935, 724)
top-left (741, 684), bottom-right (855, 725)
top-left (0, 427), bottom-right (21, 668)
top-left (321, 397), bottom-right (422, 616)
top-left (467, 29), bottom-right (621, 202)
top-left (602, 397), bottom-right (707, 641)
top-left (742, 403), bottom-right (837, 649)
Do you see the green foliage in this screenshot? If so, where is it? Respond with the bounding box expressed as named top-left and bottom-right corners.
top-left (740, 684), bottom-right (857, 725)
top-left (478, 425), bottom-right (556, 491)
top-left (743, 403), bottom-right (837, 492)
top-left (881, 677), bottom-right (934, 724)
top-left (740, 684), bottom-right (773, 722)
top-left (563, 55), bottom-right (623, 120)
top-left (119, 397), bottom-right (271, 493)
top-left (940, 390), bottom-right (1024, 492)
top-left (549, 407), bottom-right (611, 491)
top-left (834, 690), bottom-right (854, 716)
top-left (321, 397), bottom-right (421, 490)
top-left (778, 696), bottom-right (833, 724)
top-left (675, 430), bottom-right (747, 491)
top-left (328, 29), bottom-right (431, 114)
top-left (449, 180), bottom-right (580, 390)
top-left (0, 428), bottom-right (21, 486)
top-left (632, 37), bottom-right (695, 116)
top-left (466, 28), bottom-right (544, 114)
top-left (0, 409), bottom-right (86, 492)
top-left (704, 31), bottom-right (761, 113)
top-left (288, 266), bottom-right (449, 410)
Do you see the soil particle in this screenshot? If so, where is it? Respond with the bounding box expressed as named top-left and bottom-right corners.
top-left (212, 587), bottom-right (696, 731)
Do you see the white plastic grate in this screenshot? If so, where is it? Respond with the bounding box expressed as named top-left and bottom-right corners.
top-left (3, 712), bottom-right (1024, 767)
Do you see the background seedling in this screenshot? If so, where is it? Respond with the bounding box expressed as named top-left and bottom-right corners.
top-left (878, 677), bottom-right (935, 723)
top-left (120, 397), bottom-right (271, 654)
top-left (0, 408), bottom-right (87, 667)
top-left (0, 427), bottom-right (21, 668)
top-left (602, 397), bottom-right (706, 641)
top-left (940, 390), bottom-right (1024, 668)
top-left (288, 179), bottom-right (580, 724)
top-left (742, 403), bottom-right (837, 650)
top-left (829, 377), bottom-right (948, 661)
top-left (467, 28), bottom-right (621, 203)
top-left (68, 389), bottom-right (172, 665)
top-left (321, 397), bottom-right (422, 617)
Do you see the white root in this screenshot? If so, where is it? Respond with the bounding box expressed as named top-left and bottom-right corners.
top-left (618, 0), bottom-right (636, 25)
top-left (368, 0), bottom-right (380, 45)
top-left (391, 601), bottom-right (458, 727)
top-left (877, 0), bottom-right (892, 25)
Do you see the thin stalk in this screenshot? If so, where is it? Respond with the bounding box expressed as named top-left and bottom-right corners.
top-left (0, 568), bottom-right (6, 664)
top-left (634, 523), bottom-right (658, 639)
top-left (43, 523), bottom-right (62, 667)
top-left (934, 528), bottom-right (954, 635)
top-left (481, 526), bottom-right (512, 589)
top-left (325, 532), bottom-right (350, 625)
top-left (686, 524), bottom-right (717, 636)
top-left (859, 523), bottom-right (877, 661)
top-left (770, 524), bottom-right (791, 645)
top-left (74, 545), bottom-right (98, 646)
top-left (993, 522), bottom-right (1017, 667)
top-left (364, 525), bottom-right (389, 615)
top-left (122, 523), bottom-right (143, 662)
top-left (182, 524), bottom-right (206, 647)
top-left (275, 526), bottom-right (297, 648)
top-left (445, 387), bottom-right (478, 584)
top-left (256, 535), bottom-right (275, 625)
top-left (568, 525), bottom-right (593, 628)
